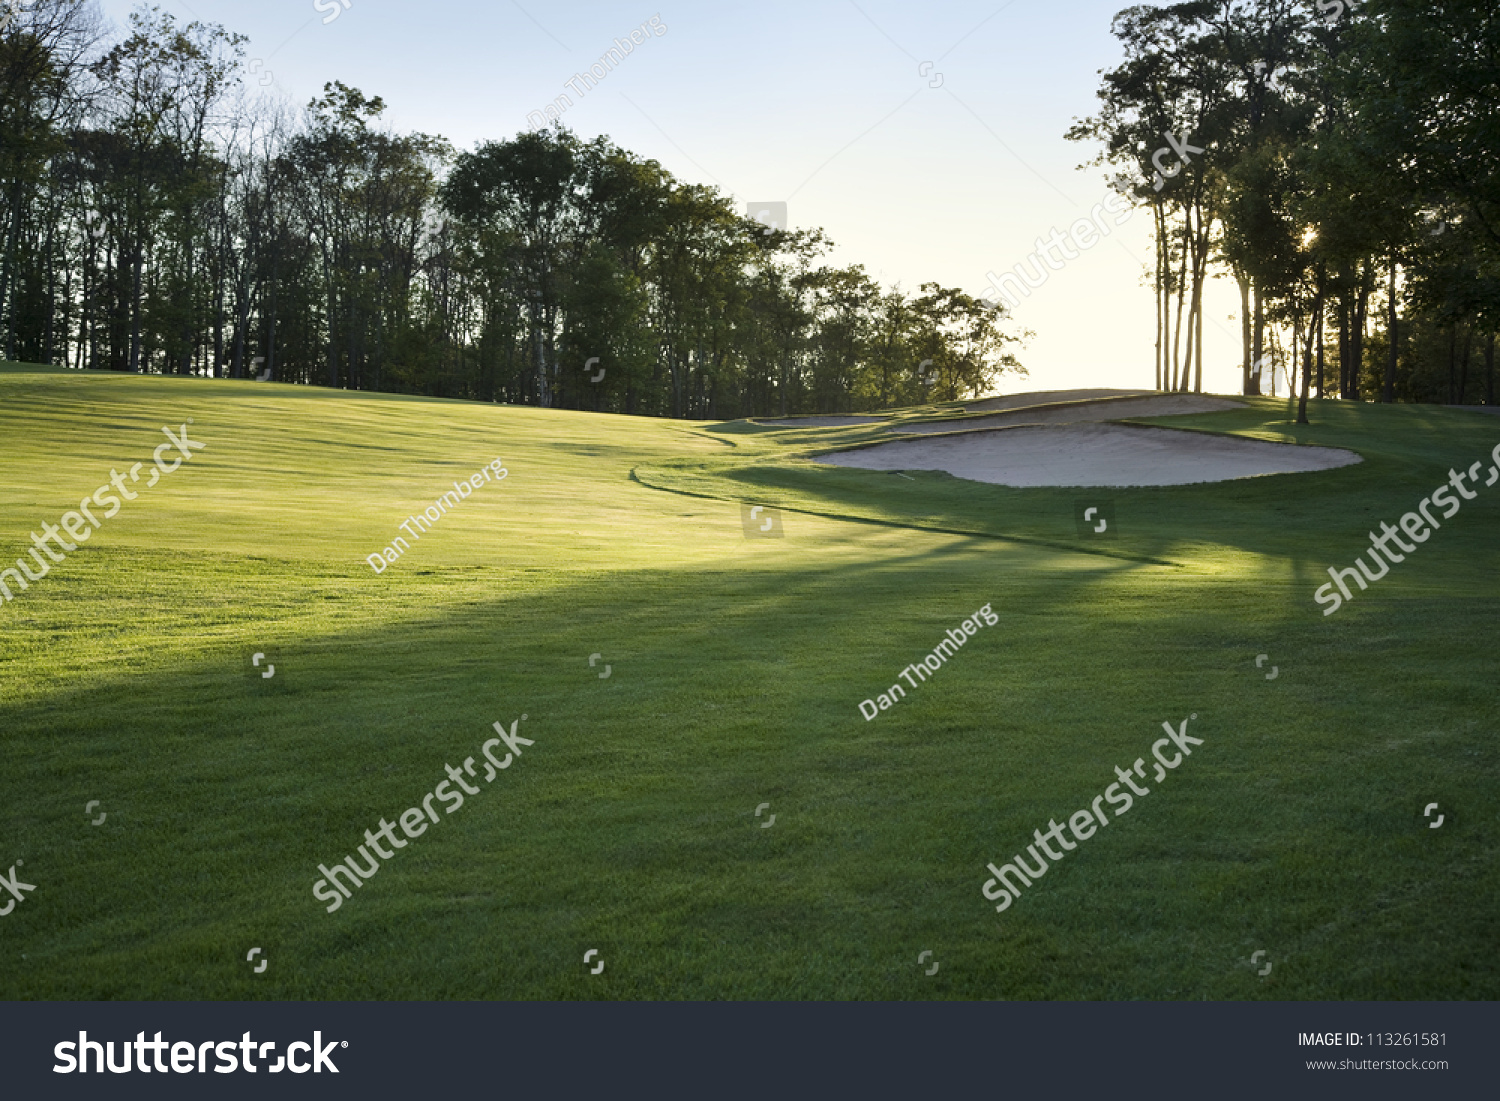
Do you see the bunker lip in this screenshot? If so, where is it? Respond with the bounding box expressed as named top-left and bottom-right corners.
top-left (748, 390), bottom-right (1242, 432)
top-left (812, 422), bottom-right (1362, 488)
top-left (889, 394), bottom-right (1245, 434)
top-left (752, 415), bottom-right (888, 427)
top-left (961, 387), bottom-right (1162, 413)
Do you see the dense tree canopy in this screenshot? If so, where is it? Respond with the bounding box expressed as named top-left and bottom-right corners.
top-left (4, 1), bottom-right (1493, 412)
top-left (1070, 0), bottom-right (1500, 409)
top-left (0, 1), bottom-right (1026, 417)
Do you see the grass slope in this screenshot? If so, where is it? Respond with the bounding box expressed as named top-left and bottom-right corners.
top-left (1, 363), bottom-right (1495, 1000)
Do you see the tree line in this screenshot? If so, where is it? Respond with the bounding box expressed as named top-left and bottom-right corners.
top-left (0, 1), bottom-right (1025, 418)
top-left (1069, 0), bottom-right (1500, 415)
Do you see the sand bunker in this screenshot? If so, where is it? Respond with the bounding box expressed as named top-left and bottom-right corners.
top-left (815, 423), bottom-right (1362, 487)
top-left (756, 415), bottom-right (886, 427)
top-left (892, 394), bottom-right (1243, 434)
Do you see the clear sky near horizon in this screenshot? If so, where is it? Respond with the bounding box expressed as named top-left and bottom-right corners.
top-left (95, 0), bottom-right (1246, 397)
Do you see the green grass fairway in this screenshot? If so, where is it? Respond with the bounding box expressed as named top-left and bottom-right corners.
top-left (1, 362), bottom-right (1496, 1000)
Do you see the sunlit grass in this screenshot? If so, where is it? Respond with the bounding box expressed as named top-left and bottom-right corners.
top-left (1, 365), bottom-right (1495, 999)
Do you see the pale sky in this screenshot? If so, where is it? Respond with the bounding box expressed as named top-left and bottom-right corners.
top-left (97, 0), bottom-right (1245, 396)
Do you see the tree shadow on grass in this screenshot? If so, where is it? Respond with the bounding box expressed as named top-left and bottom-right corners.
top-left (1, 495), bottom-right (1494, 1000)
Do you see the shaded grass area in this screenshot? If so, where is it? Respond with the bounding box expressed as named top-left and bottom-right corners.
top-left (0, 367), bottom-right (1496, 1000)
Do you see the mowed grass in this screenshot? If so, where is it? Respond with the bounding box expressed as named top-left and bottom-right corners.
top-left (0, 361), bottom-right (1496, 1000)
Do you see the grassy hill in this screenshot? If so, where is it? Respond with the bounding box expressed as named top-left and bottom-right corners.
top-left (1, 362), bottom-right (1495, 1000)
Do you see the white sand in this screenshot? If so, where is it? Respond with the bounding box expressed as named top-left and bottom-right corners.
top-left (892, 394), bottom-right (1243, 434)
top-left (814, 423), bottom-right (1362, 487)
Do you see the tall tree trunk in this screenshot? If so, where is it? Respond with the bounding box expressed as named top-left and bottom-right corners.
top-left (130, 241), bottom-right (144, 374)
top-left (778, 344), bottom-right (788, 417)
top-left (178, 238), bottom-right (196, 375)
top-left (1239, 273), bottom-right (1252, 395)
top-left (1298, 278), bottom-right (1323, 425)
top-left (1487, 330), bottom-right (1496, 406)
top-left (1458, 323), bottom-right (1472, 404)
top-left (1170, 222), bottom-right (1188, 392)
top-left (1191, 215), bottom-right (1209, 394)
top-left (1289, 315), bottom-right (1298, 399)
top-left (44, 212), bottom-right (58, 365)
top-left (347, 294), bottom-right (359, 391)
top-left (266, 239), bottom-right (280, 382)
top-left (1251, 281), bottom-right (1265, 397)
top-left (1315, 300), bottom-right (1325, 398)
top-left (1447, 325), bottom-right (1457, 404)
top-left (1182, 284), bottom-right (1196, 393)
top-left (1382, 250), bottom-right (1398, 403)
top-left (59, 240), bottom-right (73, 368)
top-left (1179, 213), bottom-right (1196, 393)
top-left (1194, 295), bottom-right (1204, 394)
top-left (232, 276), bottom-right (248, 380)
top-left (671, 345), bottom-right (683, 419)
top-left (1352, 262), bottom-right (1371, 400)
top-left (212, 253), bottom-right (226, 378)
top-left (326, 284), bottom-right (340, 388)
top-left (0, 179), bottom-right (24, 362)
top-left (543, 302), bottom-right (558, 409)
top-left (1155, 204), bottom-right (1167, 390)
top-left (1338, 283), bottom-right (1351, 399)
top-left (531, 295), bottom-right (549, 407)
